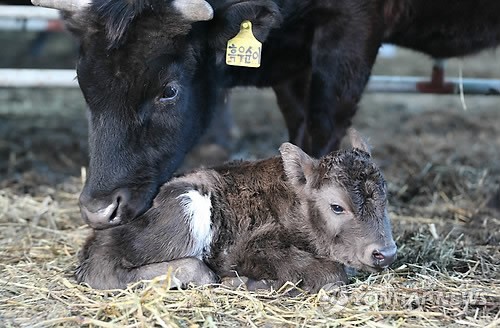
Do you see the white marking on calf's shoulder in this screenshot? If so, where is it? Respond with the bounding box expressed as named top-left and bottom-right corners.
top-left (177, 190), bottom-right (213, 259)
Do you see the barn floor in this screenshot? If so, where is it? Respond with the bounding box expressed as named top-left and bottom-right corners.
top-left (0, 30), bottom-right (499, 327)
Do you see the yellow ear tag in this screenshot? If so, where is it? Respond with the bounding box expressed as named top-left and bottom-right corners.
top-left (226, 20), bottom-right (262, 68)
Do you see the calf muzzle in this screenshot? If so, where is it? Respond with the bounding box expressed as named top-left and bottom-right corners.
top-left (371, 244), bottom-right (397, 269)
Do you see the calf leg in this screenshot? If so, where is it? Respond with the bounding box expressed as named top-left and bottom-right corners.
top-left (308, 4), bottom-right (384, 155)
top-left (76, 201), bottom-right (217, 291)
top-left (228, 226), bottom-right (348, 293)
top-left (77, 250), bottom-right (217, 290)
top-left (241, 246), bottom-right (347, 293)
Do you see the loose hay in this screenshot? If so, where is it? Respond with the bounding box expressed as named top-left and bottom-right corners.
top-left (1, 46), bottom-right (500, 326)
top-left (1, 102), bottom-right (500, 327)
top-left (1, 180), bottom-right (499, 327)
top-left (1, 96), bottom-right (500, 327)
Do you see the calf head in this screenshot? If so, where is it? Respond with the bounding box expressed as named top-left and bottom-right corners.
top-left (33, 0), bottom-right (281, 230)
top-left (280, 129), bottom-right (397, 272)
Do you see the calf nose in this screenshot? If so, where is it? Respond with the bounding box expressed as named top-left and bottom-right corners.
top-left (79, 189), bottom-right (130, 229)
top-left (371, 244), bottom-right (397, 269)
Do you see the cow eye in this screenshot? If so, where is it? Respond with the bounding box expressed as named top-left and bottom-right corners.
top-left (160, 85), bottom-right (178, 102)
top-left (331, 204), bottom-right (345, 215)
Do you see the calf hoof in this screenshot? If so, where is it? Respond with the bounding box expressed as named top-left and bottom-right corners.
top-left (246, 278), bottom-right (274, 291)
top-left (220, 276), bottom-right (275, 291)
top-left (220, 276), bottom-right (249, 289)
top-left (172, 260), bottom-right (219, 287)
top-left (320, 280), bottom-right (347, 292)
top-left (137, 258), bottom-right (218, 288)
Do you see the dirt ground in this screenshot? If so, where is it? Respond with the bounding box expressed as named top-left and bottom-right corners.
top-left (0, 30), bottom-right (499, 327)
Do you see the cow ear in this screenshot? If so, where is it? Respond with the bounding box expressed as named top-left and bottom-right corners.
top-left (172, 0), bottom-right (214, 22)
top-left (348, 128), bottom-right (371, 155)
top-left (279, 143), bottom-right (317, 187)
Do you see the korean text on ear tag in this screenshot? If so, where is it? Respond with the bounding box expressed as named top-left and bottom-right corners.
top-left (226, 20), bottom-right (262, 68)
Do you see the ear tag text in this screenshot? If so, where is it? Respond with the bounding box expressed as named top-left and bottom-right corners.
top-left (226, 20), bottom-right (262, 68)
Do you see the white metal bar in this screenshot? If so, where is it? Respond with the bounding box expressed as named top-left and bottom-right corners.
top-left (0, 69), bottom-right (499, 95)
top-left (0, 17), bottom-right (63, 31)
top-left (0, 5), bottom-right (60, 19)
top-left (0, 69), bottom-right (78, 87)
top-left (367, 76), bottom-right (500, 95)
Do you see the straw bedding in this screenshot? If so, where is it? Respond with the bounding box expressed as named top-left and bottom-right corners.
top-left (0, 36), bottom-right (499, 326)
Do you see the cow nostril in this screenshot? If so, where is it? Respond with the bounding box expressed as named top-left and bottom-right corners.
top-left (108, 199), bottom-right (120, 223)
top-left (372, 250), bottom-right (385, 261)
top-left (80, 200), bottom-right (119, 229)
top-left (79, 188), bottom-right (132, 229)
top-left (108, 188), bottom-right (132, 223)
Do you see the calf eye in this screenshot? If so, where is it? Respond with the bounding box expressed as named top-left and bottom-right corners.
top-left (330, 204), bottom-right (345, 215)
top-left (160, 85), bottom-right (178, 102)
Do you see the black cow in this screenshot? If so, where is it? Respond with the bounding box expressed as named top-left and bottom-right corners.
top-left (32, 0), bottom-right (500, 230)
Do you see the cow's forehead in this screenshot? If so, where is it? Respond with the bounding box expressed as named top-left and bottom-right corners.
top-left (68, 3), bottom-right (193, 54)
top-left (87, 0), bottom-right (194, 48)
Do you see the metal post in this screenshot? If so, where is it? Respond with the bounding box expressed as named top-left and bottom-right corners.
top-left (0, 69), bottom-right (78, 88)
top-left (0, 5), bottom-right (63, 31)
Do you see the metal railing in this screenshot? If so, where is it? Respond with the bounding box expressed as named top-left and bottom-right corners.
top-left (1, 5), bottom-right (499, 95)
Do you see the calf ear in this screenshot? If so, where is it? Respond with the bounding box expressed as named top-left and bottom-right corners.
top-left (348, 128), bottom-right (371, 155)
top-left (279, 143), bottom-right (317, 187)
top-left (172, 0), bottom-right (214, 21)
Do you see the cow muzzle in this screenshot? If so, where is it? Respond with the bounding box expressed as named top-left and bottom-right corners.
top-left (79, 188), bottom-right (131, 229)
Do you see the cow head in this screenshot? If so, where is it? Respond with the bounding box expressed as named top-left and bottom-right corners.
top-left (280, 129), bottom-right (397, 272)
top-left (33, 0), bottom-right (282, 230)
top-left (32, 0), bottom-right (217, 229)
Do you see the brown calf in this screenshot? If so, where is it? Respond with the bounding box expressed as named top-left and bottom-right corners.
top-left (76, 129), bottom-right (396, 291)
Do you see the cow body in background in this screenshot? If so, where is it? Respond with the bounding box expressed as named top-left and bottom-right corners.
top-left (76, 129), bottom-right (397, 291)
top-left (31, 0), bottom-right (500, 229)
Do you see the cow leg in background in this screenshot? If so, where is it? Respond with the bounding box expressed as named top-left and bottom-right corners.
top-left (308, 16), bottom-right (383, 156)
top-left (185, 88), bottom-right (234, 168)
top-left (199, 88), bottom-right (235, 150)
top-left (272, 69), bottom-right (312, 154)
